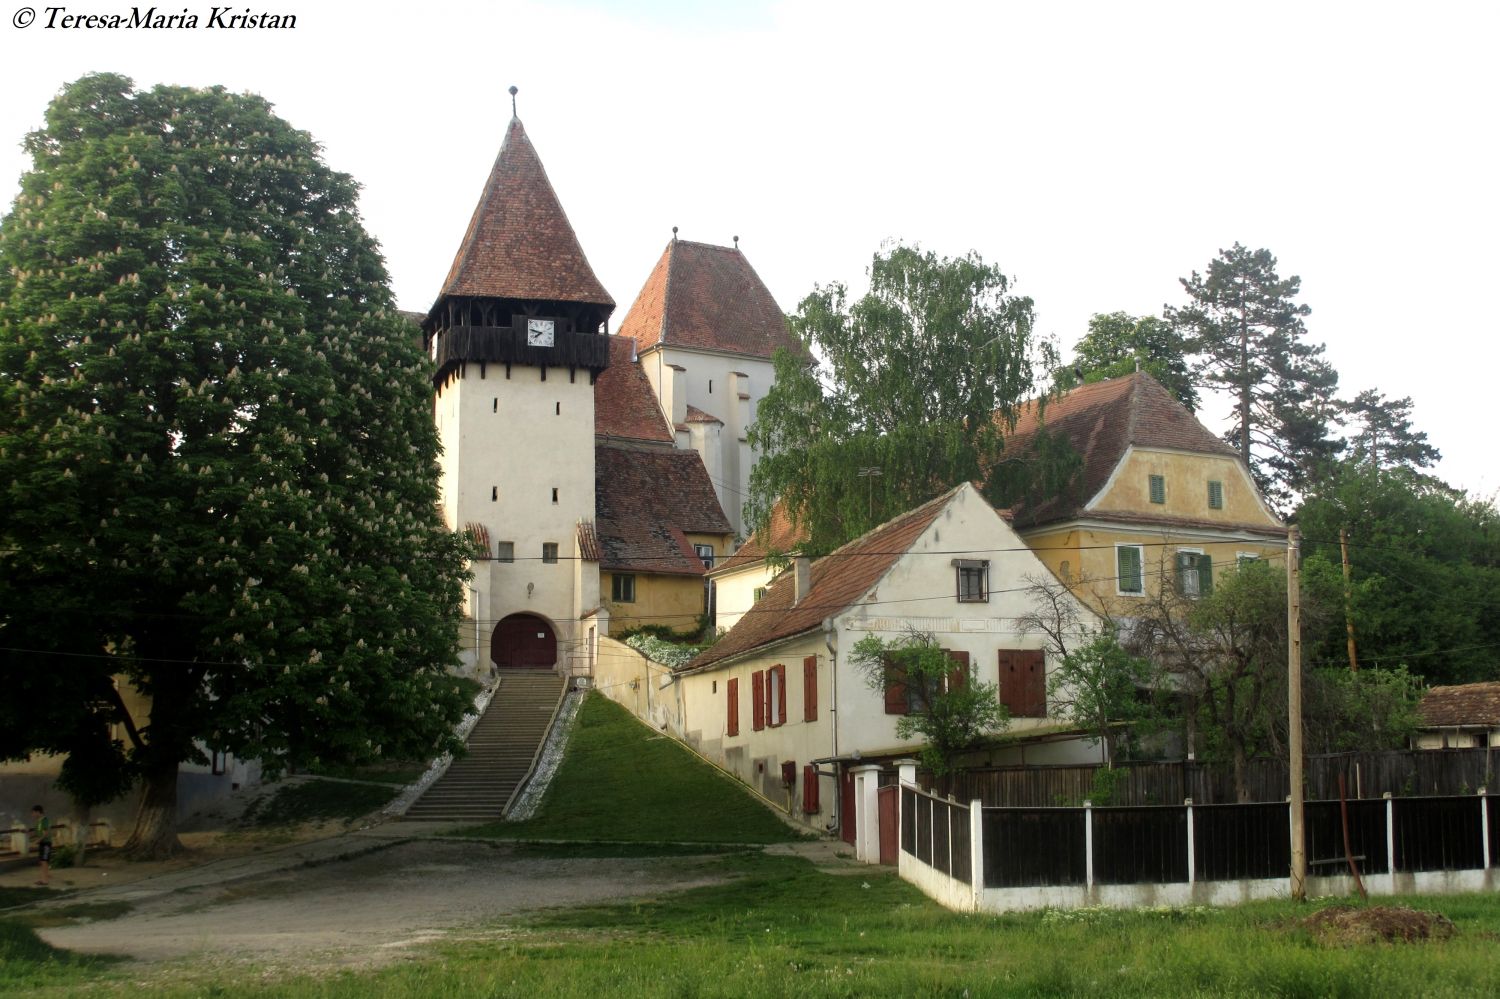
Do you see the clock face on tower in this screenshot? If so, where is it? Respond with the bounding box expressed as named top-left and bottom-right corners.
top-left (526, 318), bottom-right (555, 347)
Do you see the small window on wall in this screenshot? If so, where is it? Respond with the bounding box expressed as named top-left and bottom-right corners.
top-left (954, 559), bottom-right (989, 602)
top-left (1207, 480), bottom-right (1224, 509)
top-left (1237, 552), bottom-right (1259, 570)
top-left (1176, 550), bottom-right (1212, 597)
top-left (694, 544), bottom-right (715, 569)
top-left (1149, 474), bottom-right (1166, 504)
top-left (496, 541), bottom-right (515, 563)
top-left (611, 574), bottom-right (636, 603)
top-left (753, 586), bottom-right (767, 603)
top-left (542, 542), bottom-right (559, 564)
top-left (1116, 544), bottom-right (1144, 595)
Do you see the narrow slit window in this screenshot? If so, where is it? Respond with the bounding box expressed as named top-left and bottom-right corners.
top-left (551, 487), bottom-right (558, 503)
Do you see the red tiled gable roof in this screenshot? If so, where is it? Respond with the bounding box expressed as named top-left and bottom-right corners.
top-left (617, 239), bottom-right (800, 359)
top-left (576, 520), bottom-right (602, 562)
top-left (594, 336), bottom-right (672, 443)
top-left (687, 487), bottom-right (959, 671)
top-left (998, 372), bottom-right (1241, 528)
top-left (685, 405), bottom-right (722, 424)
top-left (1420, 682), bottom-right (1500, 728)
top-left (440, 117), bottom-right (614, 308)
top-left (595, 441), bottom-right (732, 575)
top-left (711, 500), bottom-right (809, 576)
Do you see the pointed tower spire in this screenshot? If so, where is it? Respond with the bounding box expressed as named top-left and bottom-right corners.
top-left (509, 85), bottom-right (518, 117)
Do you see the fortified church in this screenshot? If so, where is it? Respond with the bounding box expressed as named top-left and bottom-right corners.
top-left (419, 96), bottom-right (799, 675)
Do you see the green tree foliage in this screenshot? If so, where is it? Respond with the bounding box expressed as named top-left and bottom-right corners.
top-left (850, 630), bottom-right (1008, 776)
top-left (1296, 464), bottom-right (1500, 685)
top-left (1057, 311), bottom-right (1198, 411)
top-left (1302, 665), bottom-right (1424, 755)
top-left (746, 244), bottom-right (1050, 553)
top-left (1341, 389), bottom-right (1442, 476)
top-left (0, 75), bottom-right (472, 857)
top-left (1166, 244), bottom-right (1342, 504)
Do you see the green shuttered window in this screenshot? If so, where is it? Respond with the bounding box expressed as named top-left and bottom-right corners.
top-left (1117, 545), bottom-right (1144, 594)
top-left (1149, 474), bottom-right (1166, 504)
top-left (1207, 480), bottom-right (1224, 509)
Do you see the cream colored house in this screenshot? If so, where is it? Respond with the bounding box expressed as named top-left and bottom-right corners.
top-left (995, 372), bottom-right (1288, 616)
top-left (673, 483), bottom-right (1099, 839)
top-left (706, 501), bottom-right (807, 632)
top-left (1414, 682), bottom-right (1500, 749)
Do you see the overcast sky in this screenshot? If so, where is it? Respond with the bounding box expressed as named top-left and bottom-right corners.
top-left (3, 0), bottom-right (1495, 495)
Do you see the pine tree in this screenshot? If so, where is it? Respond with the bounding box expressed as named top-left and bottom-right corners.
top-left (1342, 388), bottom-right (1442, 475)
top-left (1166, 243), bottom-right (1342, 504)
top-left (0, 74), bottom-right (472, 857)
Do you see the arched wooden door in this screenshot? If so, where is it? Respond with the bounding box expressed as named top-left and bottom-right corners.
top-left (492, 613), bottom-right (557, 669)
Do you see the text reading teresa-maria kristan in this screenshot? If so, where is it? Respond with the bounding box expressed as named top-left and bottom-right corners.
top-left (38, 7), bottom-right (297, 29)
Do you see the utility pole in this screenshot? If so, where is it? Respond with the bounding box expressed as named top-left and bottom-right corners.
top-left (1288, 525), bottom-right (1306, 901)
top-left (1341, 527), bottom-right (1359, 672)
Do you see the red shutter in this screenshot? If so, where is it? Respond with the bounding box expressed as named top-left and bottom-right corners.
top-left (726, 678), bottom-right (739, 737)
top-left (883, 656), bottom-right (908, 715)
top-left (802, 764), bottom-right (820, 814)
top-left (773, 664), bottom-right (787, 727)
top-left (803, 655), bottom-right (818, 722)
top-left (947, 650), bottom-right (969, 693)
top-left (1023, 649), bottom-right (1047, 717)
top-left (752, 670), bottom-right (766, 731)
top-left (998, 649), bottom-right (1017, 714)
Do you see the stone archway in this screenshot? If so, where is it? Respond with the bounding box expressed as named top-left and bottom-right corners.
top-left (491, 613), bottom-right (557, 670)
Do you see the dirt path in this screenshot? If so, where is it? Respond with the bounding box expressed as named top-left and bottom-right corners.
top-left (38, 840), bottom-right (731, 969)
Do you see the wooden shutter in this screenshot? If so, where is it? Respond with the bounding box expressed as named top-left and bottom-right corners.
top-left (803, 656), bottom-right (818, 722)
top-left (946, 650), bottom-right (969, 693)
top-left (1022, 649), bottom-right (1047, 717)
top-left (802, 764), bottom-right (820, 814)
top-left (1117, 545), bottom-right (1142, 593)
top-left (774, 660), bottom-right (786, 723)
top-left (1197, 552), bottom-right (1214, 595)
top-left (726, 678), bottom-right (739, 737)
top-left (752, 670), bottom-right (766, 731)
top-left (883, 656), bottom-right (908, 715)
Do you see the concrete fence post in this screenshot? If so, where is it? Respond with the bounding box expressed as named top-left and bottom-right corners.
top-left (1480, 789), bottom-right (1491, 870)
top-left (6, 826), bottom-right (26, 855)
top-left (1084, 799), bottom-right (1095, 890)
top-left (969, 798), bottom-right (985, 910)
top-left (1384, 792), bottom-right (1397, 879)
top-left (850, 764), bottom-right (881, 865)
top-left (1185, 798), bottom-right (1195, 885)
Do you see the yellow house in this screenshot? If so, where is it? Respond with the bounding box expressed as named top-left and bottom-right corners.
top-left (996, 372), bottom-right (1287, 615)
top-left (589, 335), bottom-right (733, 637)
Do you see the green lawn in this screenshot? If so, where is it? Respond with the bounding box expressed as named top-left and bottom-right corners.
top-left (458, 692), bottom-right (806, 844)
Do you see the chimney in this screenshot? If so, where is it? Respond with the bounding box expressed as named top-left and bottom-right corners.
top-left (793, 556), bottom-right (811, 606)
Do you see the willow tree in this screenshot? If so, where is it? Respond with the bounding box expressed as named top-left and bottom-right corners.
top-left (745, 244), bottom-right (1048, 552)
top-left (0, 74), bottom-right (472, 858)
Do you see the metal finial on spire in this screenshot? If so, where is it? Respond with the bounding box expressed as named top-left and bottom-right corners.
top-left (733, 235), bottom-right (739, 250)
top-left (509, 85), bottom-right (518, 116)
top-left (672, 226), bottom-right (678, 243)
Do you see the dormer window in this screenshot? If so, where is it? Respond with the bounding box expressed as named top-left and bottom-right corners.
top-left (954, 559), bottom-right (989, 603)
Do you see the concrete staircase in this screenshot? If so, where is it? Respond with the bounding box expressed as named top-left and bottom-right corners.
top-left (402, 670), bottom-right (566, 822)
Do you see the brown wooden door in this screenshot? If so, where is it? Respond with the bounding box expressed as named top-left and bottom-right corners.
top-left (840, 767), bottom-right (857, 845)
top-left (878, 785), bottom-right (899, 866)
top-left (492, 614), bottom-right (557, 669)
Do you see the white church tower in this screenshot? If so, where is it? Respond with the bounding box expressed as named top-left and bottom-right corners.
top-left (422, 95), bottom-right (613, 674)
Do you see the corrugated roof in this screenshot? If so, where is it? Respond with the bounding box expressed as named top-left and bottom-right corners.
top-left (686, 486), bottom-right (960, 670)
top-left (1420, 682), bottom-right (1500, 728)
top-left (439, 117), bottom-right (614, 308)
top-left (617, 239), bottom-right (800, 359)
top-left (998, 372), bottom-right (1242, 528)
top-left (595, 441), bottom-right (732, 575)
top-left (594, 336), bottom-right (673, 443)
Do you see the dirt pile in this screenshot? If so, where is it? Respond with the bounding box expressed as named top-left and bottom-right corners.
top-left (1303, 905), bottom-right (1456, 945)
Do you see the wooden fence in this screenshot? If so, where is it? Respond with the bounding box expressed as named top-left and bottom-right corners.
top-left (933, 748), bottom-right (1495, 806)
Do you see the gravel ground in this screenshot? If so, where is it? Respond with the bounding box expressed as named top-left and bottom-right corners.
top-left (38, 839), bottom-right (730, 969)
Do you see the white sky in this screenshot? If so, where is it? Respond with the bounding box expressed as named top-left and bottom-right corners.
top-left (3, 0), bottom-right (1495, 495)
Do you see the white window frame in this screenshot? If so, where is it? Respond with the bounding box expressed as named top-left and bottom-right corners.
top-left (611, 573), bottom-right (636, 603)
top-left (1176, 546), bottom-right (1206, 598)
top-left (768, 667), bottom-right (784, 727)
top-left (1236, 551), bottom-right (1260, 570)
top-left (1115, 543), bottom-right (1146, 597)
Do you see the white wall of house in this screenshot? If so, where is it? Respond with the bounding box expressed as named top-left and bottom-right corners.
top-left (435, 362), bottom-right (597, 667)
top-left (711, 561), bottom-right (781, 633)
top-left (641, 344), bottom-right (774, 537)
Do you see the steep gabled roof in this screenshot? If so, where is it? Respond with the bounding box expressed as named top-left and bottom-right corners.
top-left (711, 500), bottom-right (809, 577)
top-left (686, 486), bottom-right (960, 671)
top-left (595, 441), bottom-right (732, 575)
top-left (594, 336), bottom-right (673, 443)
top-left (998, 372), bottom-right (1241, 528)
top-left (439, 117), bottom-right (614, 308)
top-left (1420, 682), bottom-right (1500, 728)
top-left (617, 239), bottom-right (800, 359)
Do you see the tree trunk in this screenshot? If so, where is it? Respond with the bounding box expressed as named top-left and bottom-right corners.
top-left (1232, 743), bottom-right (1250, 804)
top-left (122, 757), bottom-right (183, 860)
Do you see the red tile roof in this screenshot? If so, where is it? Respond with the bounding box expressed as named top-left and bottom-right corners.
top-left (594, 336), bottom-right (672, 443)
top-left (576, 520), bottom-right (602, 562)
top-left (997, 372), bottom-right (1242, 528)
top-left (1420, 682), bottom-right (1500, 728)
top-left (595, 441), bottom-right (732, 575)
top-left (685, 405), bottom-right (722, 425)
top-left (711, 500), bottom-right (808, 576)
top-left (439, 117), bottom-right (614, 309)
top-left (617, 239), bottom-right (801, 359)
top-left (686, 486), bottom-right (960, 671)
